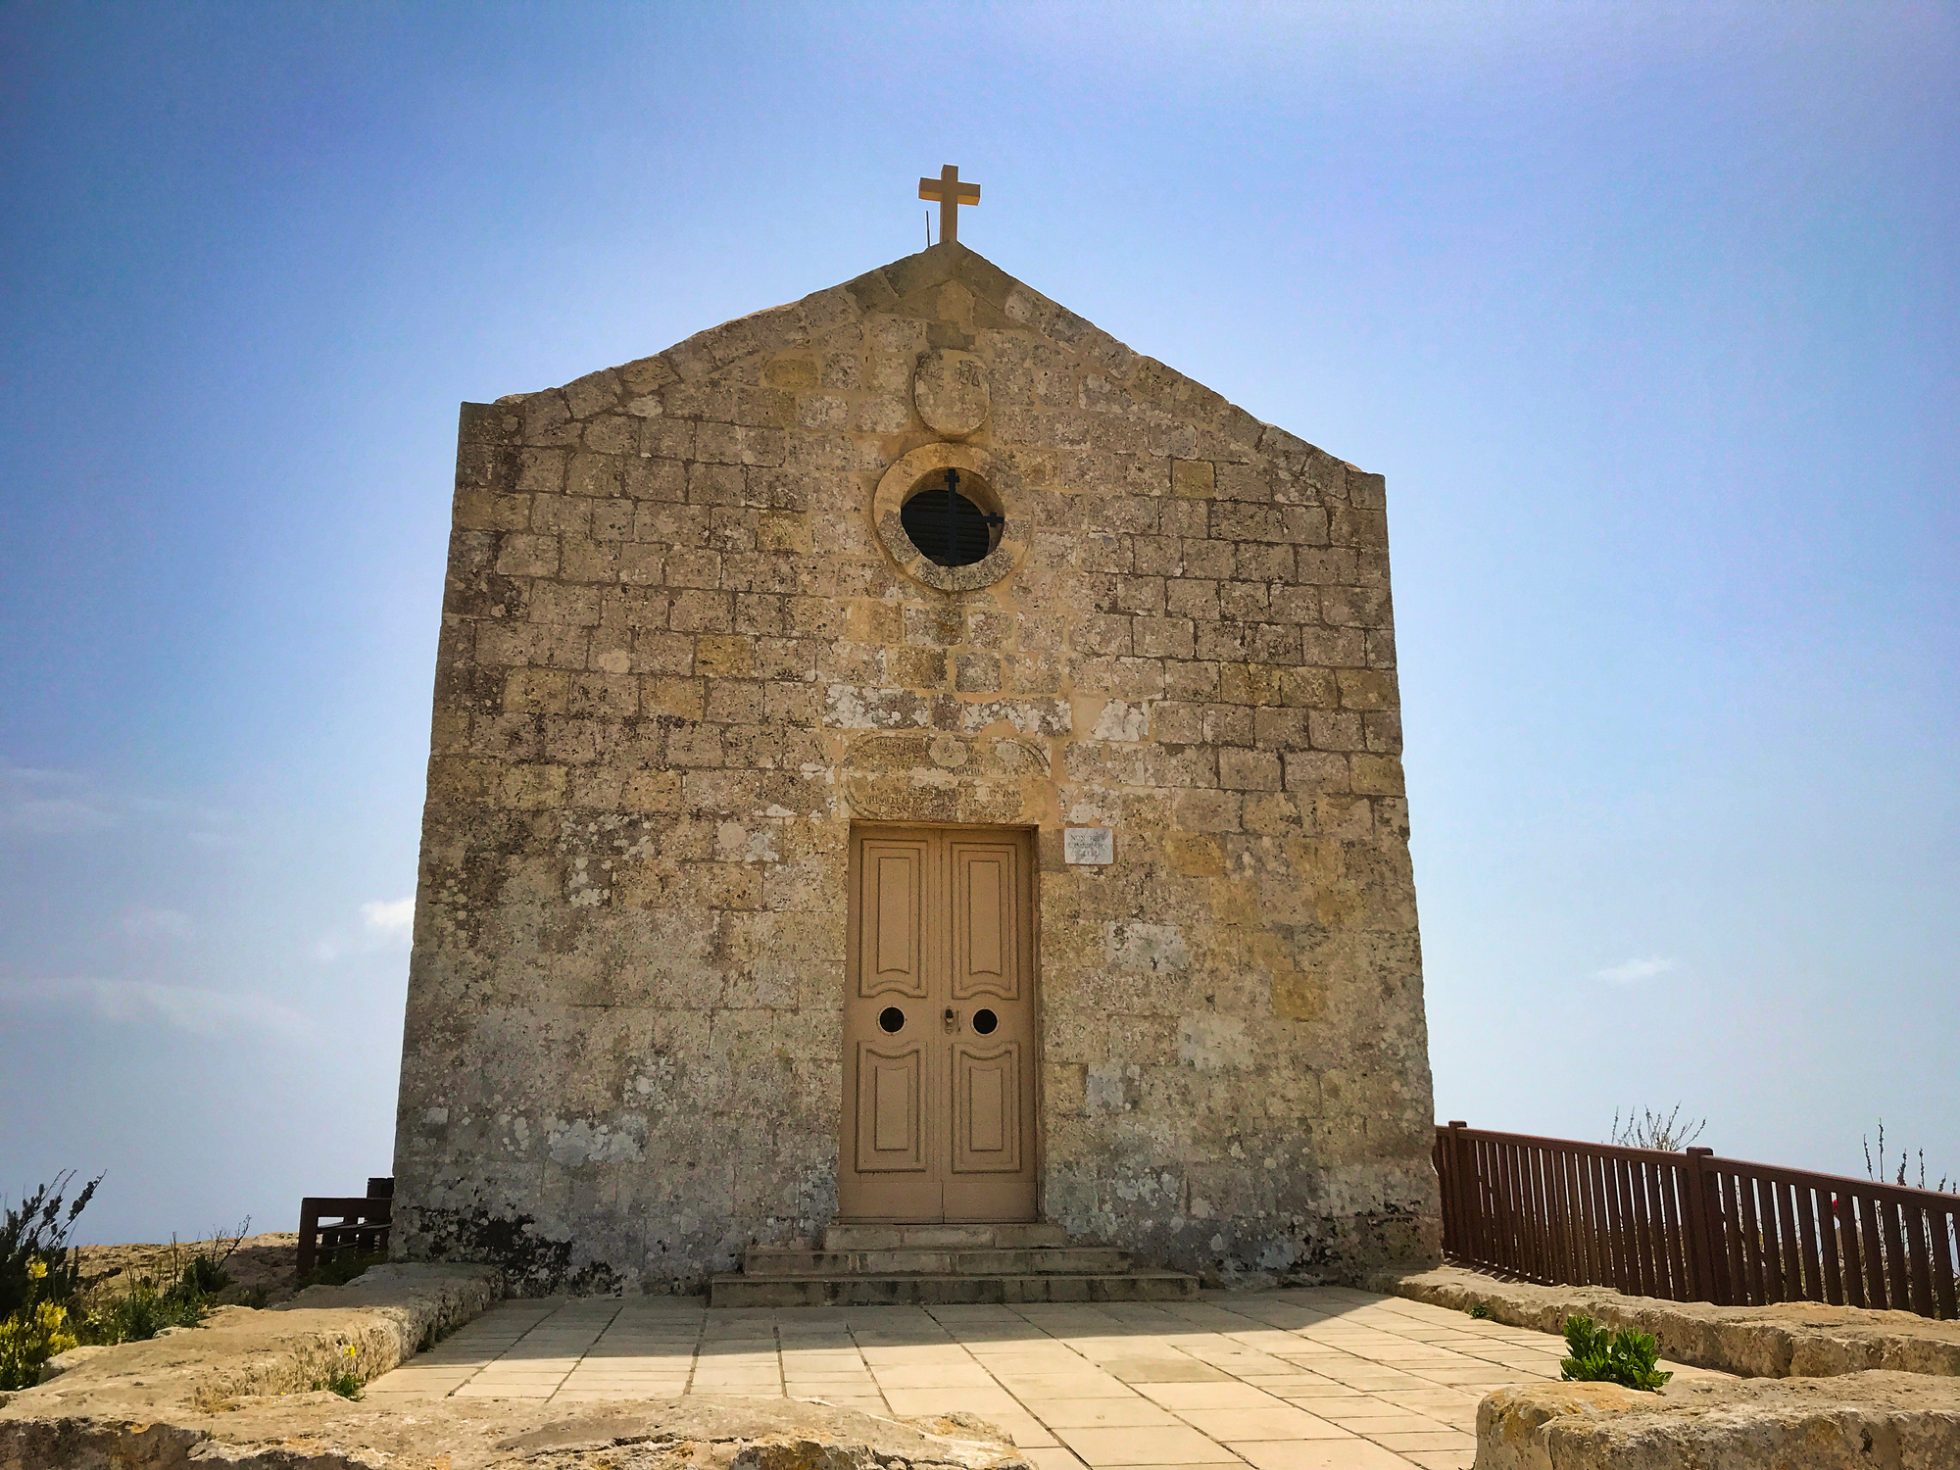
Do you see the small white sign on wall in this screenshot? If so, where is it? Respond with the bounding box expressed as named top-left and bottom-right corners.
top-left (1063, 826), bottom-right (1115, 866)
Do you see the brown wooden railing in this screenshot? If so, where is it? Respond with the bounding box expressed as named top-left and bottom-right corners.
top-left (1435, 1123), bottom-right (1960, 1319)
top-left (296, 1176), bottom-right (393, 1279)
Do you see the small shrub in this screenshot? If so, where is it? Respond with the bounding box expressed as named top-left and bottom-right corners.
top-left (231, 1285), bottom-right (270, 1309)
top-left (315, 1344), bottom-right (363, 1399)
top-left (81, 1276), bottom-right (209, 1345)
top-left (179, 1253), bottom-right (230, 1297)
top-left (1610, 1105), bottom-right (1706, 1152)
top-left (1466, 1301), bottom-right (1492, 1320)
top-left (1, 1173), bottom-right (100, 1320)
top-left (0, 1299), bottom-right (78, 1391)
top-left (1558, 1314), bottom-right (1671, 1392)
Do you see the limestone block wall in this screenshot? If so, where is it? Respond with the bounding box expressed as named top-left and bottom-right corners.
top-left (391, 244), bottom-right (1440, 1292)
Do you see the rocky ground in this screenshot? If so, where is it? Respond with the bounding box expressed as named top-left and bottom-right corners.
top-left (74, 1232), bottom-right (301, 1302)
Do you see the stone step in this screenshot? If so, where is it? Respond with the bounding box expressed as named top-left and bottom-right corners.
top-left (821, 1222), bottom-right (1070, 1251)
top-left (708, 1270), bottom-right (1199, 1309)
top-left (741, 1245), bottom-right (1133, 1276)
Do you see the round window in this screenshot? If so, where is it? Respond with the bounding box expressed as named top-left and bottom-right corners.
top-left (872, 444), bottom-right (1027, 593)
top-left (899, 469), bottom-right (1001, 568)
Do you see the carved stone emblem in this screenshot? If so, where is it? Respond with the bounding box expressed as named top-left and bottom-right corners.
top-left (911, 348), bottom-right (990, 438)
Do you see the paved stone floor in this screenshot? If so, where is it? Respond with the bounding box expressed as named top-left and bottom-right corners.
top-left (367, 1286), bottom-right (1723, 1470)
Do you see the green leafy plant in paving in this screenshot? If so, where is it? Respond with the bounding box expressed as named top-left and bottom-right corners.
top-left (1466, 1301), bottom-right (1492, 1319)
top-left (1558, 1314), bottom-right (1671, 1391)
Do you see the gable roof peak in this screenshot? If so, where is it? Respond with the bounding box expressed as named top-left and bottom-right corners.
top-left (492, 243), bottom-right (1361, 482)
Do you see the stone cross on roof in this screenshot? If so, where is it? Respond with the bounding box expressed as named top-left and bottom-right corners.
top-left (918, 164), bottom-right (980, 245)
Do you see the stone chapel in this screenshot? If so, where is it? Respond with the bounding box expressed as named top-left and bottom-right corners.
top-left (391, 203), bottom-right (1441, 1298)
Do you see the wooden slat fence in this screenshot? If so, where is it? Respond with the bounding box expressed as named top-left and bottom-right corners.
top-left (296, 1176), bottom-right (394, 1279)
top-left (1435, 1123), bottom-right (1960, 1319)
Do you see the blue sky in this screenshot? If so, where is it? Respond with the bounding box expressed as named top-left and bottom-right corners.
top-left (2, 2), bottom-right (1955, 1242)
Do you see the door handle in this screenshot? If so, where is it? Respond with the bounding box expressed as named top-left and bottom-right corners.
top-left (943, 1007), bottom-right (961, 1033)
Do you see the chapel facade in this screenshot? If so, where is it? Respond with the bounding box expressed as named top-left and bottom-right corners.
top-left (390, 238), bottom-right (1441, 1293)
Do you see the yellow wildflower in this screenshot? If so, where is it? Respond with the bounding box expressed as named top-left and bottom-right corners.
top-left (25, 1259), bottom-right (47, 1282)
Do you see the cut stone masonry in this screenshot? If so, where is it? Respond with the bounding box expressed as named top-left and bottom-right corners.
top-left (392, 241), bottom-right (1439, 1293)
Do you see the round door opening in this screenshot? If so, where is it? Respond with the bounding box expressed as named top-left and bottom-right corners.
top-left (971, 1008), bottom-right (999, 1035)
top-left (878, 1006), bottom-right (906, 1034)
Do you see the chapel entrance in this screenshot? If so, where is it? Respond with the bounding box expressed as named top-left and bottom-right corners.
top-left (839, 825), bottom-right (1038, 1222)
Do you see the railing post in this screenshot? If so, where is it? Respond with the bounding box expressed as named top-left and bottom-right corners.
top-left (1682, 1146), bottom-right (1722, 1304)
top-left (297, 1199), bottom-right (320, 1280)
top-left (1443, 1122), bottom-right (1469, 1260)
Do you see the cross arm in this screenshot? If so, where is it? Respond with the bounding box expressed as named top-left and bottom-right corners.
top-left (919, 178), bottom-right (982, 204)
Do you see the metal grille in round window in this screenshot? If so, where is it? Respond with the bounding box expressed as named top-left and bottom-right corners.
top-left (900, 469), bottom-right (1002, 568)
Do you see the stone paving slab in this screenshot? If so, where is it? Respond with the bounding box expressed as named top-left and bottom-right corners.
top-left (367, 1285), bottom-right (1727, 1470)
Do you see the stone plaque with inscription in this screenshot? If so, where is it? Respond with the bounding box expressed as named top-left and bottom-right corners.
top-left (1063, 827), bottom-right (1115, 866)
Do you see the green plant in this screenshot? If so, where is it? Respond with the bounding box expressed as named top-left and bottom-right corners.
top-left (80, 1275), bottom-right (210, 1345)
top-left (1558, 1315), bottom-right (1671, 1392)
top-left (74, 1221), bottom-right (257, 1345)
top-left (315, 1343), bottom-right (363, 1399)
top-left (1466, 1302), bottom-right (1492, 1320)
top-left (0, 1297), bottom-right (79, 1390)
top-left (179, 1252), bottom-right (230, 1297)
top-left (1, 1173), bottom-right (100, 1320)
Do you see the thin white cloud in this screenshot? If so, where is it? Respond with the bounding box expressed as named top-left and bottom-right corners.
top-left (0, 977), bottom-right (313, 1040)
top-left (0, 764), bottom-right (116, 835)
top-left (119, 905), bottom-right (195, 942)
top-left (5, 794), bottom-right (117, 835)
top-left (0, 761), bottom-right (234, 843)
top-left (1595, 956), bottom-right (1678, 984)
top-left (360, 897), bottom-right (416, 943)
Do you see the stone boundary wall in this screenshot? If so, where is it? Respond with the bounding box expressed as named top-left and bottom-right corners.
top-left (3, 1263), bottom-right (500, 1420)
top-left (7, 1317), bottom-right (1019, 1470)
top-left (1475, 1371), bottom-right (1960, 1470)
top-left (1384, 1264), bottom-right (1960, 1378)
top-left (1, 1263), bottom-right (1024, 1469)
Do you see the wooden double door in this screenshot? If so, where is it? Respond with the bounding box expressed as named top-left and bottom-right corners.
top-left (839, 826), bottom-right (1038, 1221)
